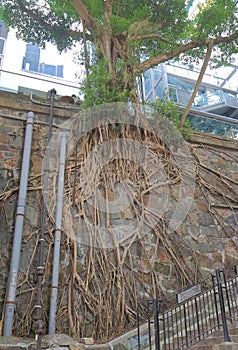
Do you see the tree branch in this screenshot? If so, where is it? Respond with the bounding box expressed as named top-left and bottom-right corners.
top-left (179, 41), bottom-right (213, 127)
top-left (16, 0), bottom-right (82, 39)
top-left (104, 0), bottom-right (114, 21)
top-left (135, 32), bottom-right (238, 75)
top-left (129, 33), bottom-right (173, 45)
top-left (70, 0), bottom-right (99, 33)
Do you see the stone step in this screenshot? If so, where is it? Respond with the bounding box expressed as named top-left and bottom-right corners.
top-left (192, 334), bottom-right (238, 345)
top-left (190, 342), bottom-right (238, 350)
top-left (189, 326), bottom-right (238, 350)
top-left (155, 326), bottom-right (238, 350)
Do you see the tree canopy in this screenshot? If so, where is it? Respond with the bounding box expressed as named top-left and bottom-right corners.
top-left (0, 0), bottom-right (237, 104)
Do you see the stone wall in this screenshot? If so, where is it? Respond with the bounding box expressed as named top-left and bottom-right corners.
top-left (0, 90), bottom-right (237, 341)
top-left (0, 90), bottom-right (79, 334)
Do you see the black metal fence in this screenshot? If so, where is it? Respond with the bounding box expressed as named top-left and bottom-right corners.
top-left (138, 266), bottom-right (238, 350)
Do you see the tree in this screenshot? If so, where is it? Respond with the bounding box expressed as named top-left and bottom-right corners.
top-left (1, 1), bottom-right (238, 341)
top-left (0, 0), bottom-right (237, 105)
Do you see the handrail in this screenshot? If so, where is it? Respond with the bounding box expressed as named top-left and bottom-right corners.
top-left (138, 265), bottom-right (238, 349)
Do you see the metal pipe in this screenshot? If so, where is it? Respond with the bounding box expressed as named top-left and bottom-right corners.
top-left (35, 88), bottom-right (56, 349)
top-left (3, 111), bottom-right (35, 336)
top-left (48, 133), bottom-right (67, 334)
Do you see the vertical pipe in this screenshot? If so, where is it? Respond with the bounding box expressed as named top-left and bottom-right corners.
top-left (35, 88), bottom-right (56, 349)
top-left (3, 111), bottom-right (35, 336)
top-left (48, 133), bottom-right (67, 334)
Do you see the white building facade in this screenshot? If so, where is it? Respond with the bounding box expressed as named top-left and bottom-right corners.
top-left (0, 21), bottom-right (82, 97)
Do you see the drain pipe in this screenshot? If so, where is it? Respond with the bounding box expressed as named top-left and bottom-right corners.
top-left (48, 133), bottom-right (67, 334)
top-left (3, 111), bottom-right (35, 336)
top-left (35, 88), bottom-right (56, 350)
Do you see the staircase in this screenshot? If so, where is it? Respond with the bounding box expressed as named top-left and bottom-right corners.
top-left (135, 267), bottom-right (238, 350)
top-left (190, 324), bottom-right (238, 350)
top-left (85, 266), bottom-right (238, 350)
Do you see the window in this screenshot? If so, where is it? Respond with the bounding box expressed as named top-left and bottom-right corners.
top-left (0, 38), bottom-right (5, 55)
top-left (22, 43), bottom-right (64, 78)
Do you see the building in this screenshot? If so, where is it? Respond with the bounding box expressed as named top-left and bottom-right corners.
top-left (0, 20), bottom-right (8, 70)
top-left (0, 21), bottom-right (81, 97)
top-left (143, 62), bottom-right (238, 117)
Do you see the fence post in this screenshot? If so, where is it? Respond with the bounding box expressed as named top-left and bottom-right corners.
top-left (147, 300), bottom-right (152, 350)
top-left (153, 299), bottom-right (160, 350)
top-left (137, 306), bottom-right (141, 350)
top-left (222, 269), bottom-right (232, 323)
top-left (183, 303), bottom-right (188, 347)
top-left (212, 274), bottom-right (220, 330)
top-left (161, 299), bottom-right (167, 350)
top-left (216, 269), bottom-right (231, 342)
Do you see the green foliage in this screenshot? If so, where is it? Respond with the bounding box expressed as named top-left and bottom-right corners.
top-left (83, 0), bottom-right (104, 21)
top-left (110, 16), bottom-right (133, 35)
top-left (196, 0), bottom-right (237, 38)
top-left (79, 57), bottom-right (130, 109)
top-left (112, 0), bottom-right (150, 20)
top-left (179, 0), bottom-right (237, 66)
top-left (0, 0), bottom-right (79, 51)
top-left (1, 0), bottom-right (237, 60)
top-left (148, 98), bottom-right (194, 140)
top-left (0, 0), bottom-right (237, 104)
top-left (189, 114), bottom-right (236, 137)
top-left (47, 0), bottom-right (79, 18)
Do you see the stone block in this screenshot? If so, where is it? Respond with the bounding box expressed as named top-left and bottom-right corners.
top-left (225, 213), bottom-right (238, 227)
top-left (199, 226), bottom-right (219, 237)
top-left (0, 144), bottom-right (14, 152)
top-left (69, 345), bottom-right (85, 350)
top-left (78, 338), bottom-right (94, 345)
top-left (0, 134), bottom-right (10, 144)
top-left (85, 345), bottom-right (111, 350)
top-left (0, 347), bottom-right (26, 350)
top-left (198, 212), bottom-right (215, 226)
top-left (187, 225), bottom-right (200, 237)
top-left (157, 247), bottom-right (170, 262)
top-left (212, 342), bottom-right (235, 350)
top-left (4, 158), bottom-right (17, 170)
top-left (43, 334), bottom-right (80, 346)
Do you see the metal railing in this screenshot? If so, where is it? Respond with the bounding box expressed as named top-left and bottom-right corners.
top-left (188, 112), bottom-right (238, 140)
top-left (138, 266), bottom-right (238, 350)
top-left (193, 90), bottom-right (238, 109)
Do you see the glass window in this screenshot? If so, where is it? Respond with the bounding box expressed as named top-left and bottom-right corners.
top-left (0, 38), bottom-right (5, 55)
